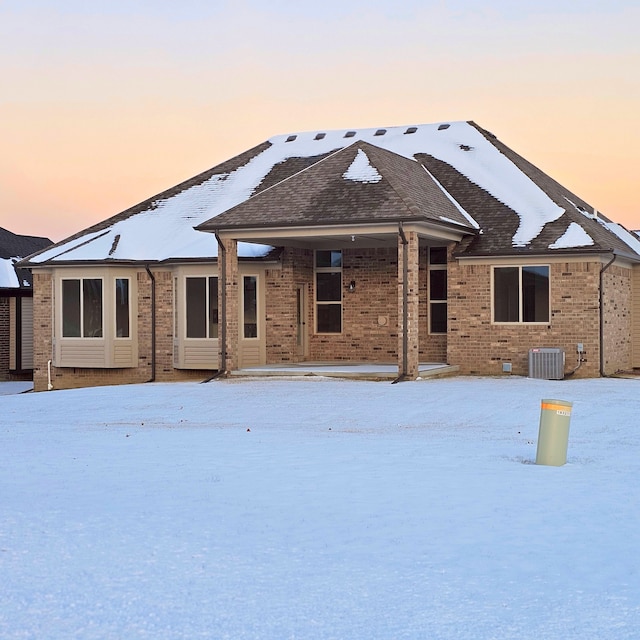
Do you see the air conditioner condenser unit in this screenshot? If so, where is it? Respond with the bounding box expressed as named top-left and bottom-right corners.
top-left (528, 348), bottom-right (565, 380)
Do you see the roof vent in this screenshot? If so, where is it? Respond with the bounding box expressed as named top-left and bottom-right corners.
top-left (314, 132), bottom-right (326, 140)
top-left (285, 135), bottom-right (297, 142)
top-left (374, 129), bottom-right (387, 136)
top-left (344, 131), bottom-right (356, 138)
top-left (404, 126), bottom-right (418, 134)
top-left (437, 124), bottom-right (450, 131)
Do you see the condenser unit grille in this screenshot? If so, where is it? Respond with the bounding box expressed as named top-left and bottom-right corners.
top-left (528, 348), bottom-right (565, 380)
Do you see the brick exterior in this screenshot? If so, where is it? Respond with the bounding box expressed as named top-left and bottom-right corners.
top-left (262, 245), bottom-right (443, 371)
top-left (446, 259), bottom-right (631, 378)
top-left (398, 231), bottom-right (420, 378)
top-left (0, 296), bottom-right (9, 381)
top-left (602, 264), bottom-right (633, 375)
top-left (30, 250), bottom-right (637, 391)
top-left (265, 247), bottom-right (311, 363)
top-left (220, 239), bottom-right (239, 372)
top-left (283, 247), bottom-right (402, 362)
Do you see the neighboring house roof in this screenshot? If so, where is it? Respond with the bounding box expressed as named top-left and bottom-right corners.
top-left (0, 227), bottom-right (52, 290)
top-left (22, 121), bottom-right (640, 266)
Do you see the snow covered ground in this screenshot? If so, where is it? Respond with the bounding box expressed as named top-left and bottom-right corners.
top-left (1, 375), bottom-right (639, 639)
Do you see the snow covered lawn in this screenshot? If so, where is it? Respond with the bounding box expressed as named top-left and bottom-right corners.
top-left (1, 376), bottom-right (639, 639)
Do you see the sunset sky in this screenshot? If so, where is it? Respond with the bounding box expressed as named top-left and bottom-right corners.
top-left (1, 0), bottom-right (638, 243)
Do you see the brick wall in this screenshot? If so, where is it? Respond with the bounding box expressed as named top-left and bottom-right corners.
top-left (305, 247), bottom-right (400, 362)
top-left (264, 246), bottom-right (447, 367)
top-left (0, 296), bottom-right (9, 381)
top-left (448, 260), bottom-right (604, 377)
top-left (265, 247), bottom-right (310, 363)
top-left (220, 239), bottom-right (239, 371)
top-left (33, 272), bottom-right (53, 391)
top-left (31, 253), bottom-right (632, 391)
top-left (398, 231), bottom-right (420, 377)
top-left (602, 263), bottom-right (632, 375)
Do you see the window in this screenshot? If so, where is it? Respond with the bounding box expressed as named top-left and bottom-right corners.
top-left (243, 276), bottom-right (258, 338)
top-left (315, 250), bottom-right (342, 333)
top-left (186, 276), bottom-right (218, 338)
top-left (115, 278), bottom-right (130, 338)
top-left (62, 278), bottom-right (103, 338)
top-left (428, 247), bottom-right (447, 334)
top-left (493, 266), bottom-right (549, 323)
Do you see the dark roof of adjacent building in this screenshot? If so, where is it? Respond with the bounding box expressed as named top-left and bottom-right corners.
top-left (0, 227), bottom-right (52, 290)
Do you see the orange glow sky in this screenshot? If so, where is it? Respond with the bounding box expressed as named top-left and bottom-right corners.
top-left (1, 1), bottom-right (638, 243)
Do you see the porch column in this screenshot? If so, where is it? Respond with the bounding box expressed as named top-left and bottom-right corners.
top-left (218, 236), bottom-right (239, 373)
top-left (397, 227), bottom-right (420, 380)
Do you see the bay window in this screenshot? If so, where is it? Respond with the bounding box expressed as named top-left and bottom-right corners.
top-left (115, 278), bottom-right (130, 338)
top-left (57, 270), bottom-right (136, 368)
top-left (62, 278), bottom-right (103, 338)
top-left (186, 276), bottom-right (218, 338)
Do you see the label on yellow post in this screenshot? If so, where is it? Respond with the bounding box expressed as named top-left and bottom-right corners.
top-left (541, 402), bottom-right (572, 416)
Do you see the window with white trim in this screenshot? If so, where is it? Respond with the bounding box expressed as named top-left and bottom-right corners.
top-left (185, 276), bottom-right (218, 338)
top-left (428, 247), bottom-right (447, 334)
top-left (243, 275), bottom-right (258, 338)
top-left (315, 250), bottom-right (342, 333)
top-left (115, 278), bottom-right (130, 338)
top-left (62, 278), bottom-right (103, 338)
top-left (493, 265), bottom-right (550, 323)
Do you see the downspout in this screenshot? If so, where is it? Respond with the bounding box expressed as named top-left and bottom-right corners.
top-left (393, 223), bottom-right (409, 383)
top-left (599, 252), bottom-right (616, 377)
top-left (48, 276), bottom-right (54, 390)
top-left (145, 265), bottom-right (156, 382)
top-left (215, 233), bottom-right (228, 376)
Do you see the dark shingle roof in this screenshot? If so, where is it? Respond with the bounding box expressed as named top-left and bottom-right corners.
top-left (0, 227), bottom-right (53, 289)
top-left (199, 141), bottom-right (476, 232)
top-left (0, 227), bottom-right (52, 260)
top-left (417, 122), bottom-right (638, 257)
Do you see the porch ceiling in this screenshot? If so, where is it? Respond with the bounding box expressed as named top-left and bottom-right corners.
top-left (213, 221), bottom-right (470, 250)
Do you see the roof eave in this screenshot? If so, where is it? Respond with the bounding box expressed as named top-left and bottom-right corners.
top-left (455, 246), bottom-right (640, 262)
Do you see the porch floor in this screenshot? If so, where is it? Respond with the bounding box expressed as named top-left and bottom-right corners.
top-left (229, 362), bottom-right (459, 381)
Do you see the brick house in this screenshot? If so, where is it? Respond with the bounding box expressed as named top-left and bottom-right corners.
top-left (0, 227), bottom-right (52, 381)
top-left (21, 121), bottom-right (640, 391)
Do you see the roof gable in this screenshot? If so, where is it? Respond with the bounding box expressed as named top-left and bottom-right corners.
top-left (199, 141), bottom-right (477, 232)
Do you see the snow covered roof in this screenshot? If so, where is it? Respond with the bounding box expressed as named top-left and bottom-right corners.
top-left (24, 121), bottom-right (640, 266)
top-left (0, 258), bottom-right (20, 289)
top-left (200, 140), bottom-right (479, 237)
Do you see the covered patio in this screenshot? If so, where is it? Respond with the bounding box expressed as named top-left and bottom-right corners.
top-left (195, 140), bottom-right (478, 380)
